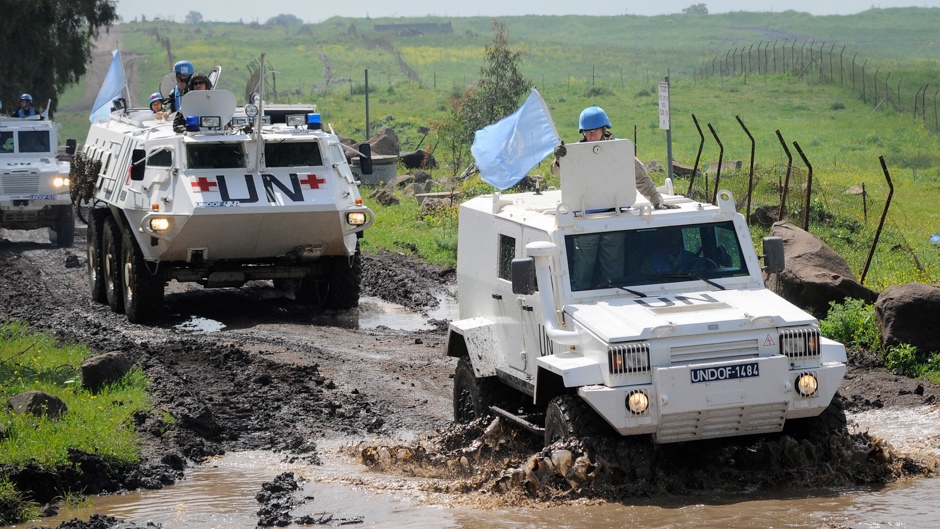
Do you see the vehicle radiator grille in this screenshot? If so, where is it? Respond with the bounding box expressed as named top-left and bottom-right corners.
top-left (2, 211), bottom-right (39, 222)
top-left (655, 403), bottom-right (787, 443)
top-left (779, 327), bottom-right (820, 360)
top-left (670, 338), bottom-right (760, 365)
top-left (608, 342), bottom-right (650, 375)
top-left (1, 175), bottom-right (40, 194)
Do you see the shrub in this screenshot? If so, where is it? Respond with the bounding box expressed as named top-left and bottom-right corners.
top-left (819, 298), bottom-right (881, 352)
top-left (0, 478), bottom-right (38, 525)
top-left (883, 343), bottom-right (922, 377)
top-left (584, 86), bottom-right (612, 98)
top-left (831, 102), bottom-right (845, 110)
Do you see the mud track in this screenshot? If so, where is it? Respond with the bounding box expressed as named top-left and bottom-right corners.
top-left (1, 220), bottom-right (939, 513)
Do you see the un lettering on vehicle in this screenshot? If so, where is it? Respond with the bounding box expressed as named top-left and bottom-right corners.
top-left (200, 173), bottom-right (323, 204)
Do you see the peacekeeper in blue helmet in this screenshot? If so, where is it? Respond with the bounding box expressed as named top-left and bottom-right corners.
top-left (163, 60), bottom-right (195, 113)
top-left (172, 72), bottom-right (212, 134)
top-left (14, 94), bottom-right (40, 118)
top-left (552, 106), bottom-right (677, 210)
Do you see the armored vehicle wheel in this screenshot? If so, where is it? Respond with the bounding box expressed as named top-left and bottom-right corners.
top-left (544, 395), bottom-right (608, 446)
top-left (121, 224), bottom-right (165, 323)
top-left (453, 356), bottom-right (507, 423)
top-left (54, 205), bottom-right (75, 248)
top-left (87, 209), bottom-right (107, 304)
top-left (783, 391), bottom-right (847, 440)
top-left (324, 248), bottom-right (362, 310)
top-left (102, 216), bottom-right (124, 313)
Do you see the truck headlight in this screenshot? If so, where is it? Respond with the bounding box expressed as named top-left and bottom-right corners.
top-left (796, 373), bottom-right (818, 396)
top-left (286, 114), bottom-right (306, 127)
top-left (150, 218), bottom-right (170, 232)
top-left (53, 177), bottom-right (70, 187)
top-left (200, 116), bottom-right (222, 129)
top-left (626, 390), bottom-right (649, 415)
top-left (346, 212), bottom-right (367, 226)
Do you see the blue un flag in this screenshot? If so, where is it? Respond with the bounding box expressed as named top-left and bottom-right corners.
top-left (90, 50), bottom-right (127, 123)
top-left (471, 88), bottom-right (560, 190)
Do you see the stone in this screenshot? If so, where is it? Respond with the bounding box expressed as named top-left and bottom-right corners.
top-left (366, 125), bottom-right (400, 156)
top-left (550, 449), bottom-right (574, 477)
top-left (510, 174), bottom-right (546, 192)
top-left (368, 189), bottom-right (399, 206)
top-left (81, 351), bottom-right (133, 392)
top-left (402, 181), bottom-right (433, 199)
top-left (749, 204), bottom-right (780, 228)
top-left (400, 149), bottom-right (437, 170)
top-left (418, 197), bottom-right (450, 216)
top-left (8, 391), bottom-right (68, 419)
top-left (764, 221), bottom-right (878, 316)
top-left (672, 161), bottom-right (695, 178)
top-left (706, 159), bottom-right (743, 175)
top-left (875, 283), bottom-right (940, 353)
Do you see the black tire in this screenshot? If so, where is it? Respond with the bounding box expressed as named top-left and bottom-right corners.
top-left (544, 395), bottom-right (608, 446)
top-left (121, 223), bottom-right (164, 323)
top-left (102, 216), bottom-right (124, 313)
top-left (87, 209), bottom-right (107, 304)
top-left (54, 205), bottom-right (75, 248)
top-left (324, 247), bottom-right (362, 310)
top-left (784, 391), bottom-right (848, 440)
top-left (453, 356), bottom-right (507, 423)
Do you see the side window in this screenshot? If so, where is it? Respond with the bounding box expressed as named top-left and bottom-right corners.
top-left (715, 225), bottom-right (743, 268)
top-left (0, 131), bottom-right (13, 153)
top-left (498, 234), bottom-right (515, 281)
top-left (147, 149), bottom-right (172, 167)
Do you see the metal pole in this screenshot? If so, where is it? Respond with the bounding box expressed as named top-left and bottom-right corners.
top-left (687, 114), bottom-right (705, 197)
top-left (708, 123), bottom-right (723, 204)
top-left (664, 76), bottom-right (674, 182)
top-left (793, 141), bottom-right (813, 232)
top-left (365, 69), bottom-right (370, 141)
top-left (775, 130), bottom-right (792, 221)
top-left (860, 157), bottom-right (894, 284)
top-left (736, 115), bottom-right (756, 224)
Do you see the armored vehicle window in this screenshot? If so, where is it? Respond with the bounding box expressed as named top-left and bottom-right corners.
top-left (187, 143), bottom-right (245, 169)
top-left (498, 234), bottom-right (515, 281)
top-left (17, 131), bottom-right (50, 153)
top-left (565, 221), bottom-right (750, 292)
top-left (147, 149), bottom-right (172, 168)
top-left (0, 132), bottom-right (12, 153)
top-left (264, 141), bottom-right (323, 167)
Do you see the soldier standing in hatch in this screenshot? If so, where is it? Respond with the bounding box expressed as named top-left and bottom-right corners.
top-left (163, 60), bottom-right (194, 113)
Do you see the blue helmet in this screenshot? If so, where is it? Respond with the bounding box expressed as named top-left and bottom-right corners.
top-left (578, 106), bottom-right (611, 132)
top-left (173, 61), bottom-right (194, 76)
top-left (149, 92), bottom-right (163, 105)
top-left (20, 94), bottom-right (33, 102)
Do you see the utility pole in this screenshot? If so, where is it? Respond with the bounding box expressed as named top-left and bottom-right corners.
top-left (659, 76), bottom-right (673, 181)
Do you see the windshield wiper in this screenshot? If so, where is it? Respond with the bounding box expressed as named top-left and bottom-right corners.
top-left (616, 286), bottom-right (647, 297)
top-left (652, 273), bottom-right (726, 290)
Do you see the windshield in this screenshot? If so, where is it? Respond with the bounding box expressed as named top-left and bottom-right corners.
top-left (264, 141), bottom-right (323, 167)
top-left (565, 221), bottom-right (750, 292)
top-left (17, 131), bottom-right (51, 153)
top-left (187, 143), bottom-right (245, 169)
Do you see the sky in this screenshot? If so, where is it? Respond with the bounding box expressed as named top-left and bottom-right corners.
top-left (115, 0), bottom-right (940, 23)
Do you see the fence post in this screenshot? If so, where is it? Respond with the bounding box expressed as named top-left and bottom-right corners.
top-left (688, 114), bottom-right (705, 198)
top-left (782, 39), bottom-right (789, 72)
top-left (757, 41), bottom-right (763, 75)
top-left (773, 40), bottom-right (778, 73)
top-left (860, 157), bottom-right (894, 285)
top-left (775, 130), bottom-right (793, 222)
top-left (736, 115), bottom-right (756, 224)
top-left (851, 52), bottom-right (857, 91)
top-left (839, 46), bottom-right (845, 88)
top-left (708, 123), bottom-right (724, 204)
top-left (861, 61), bottom-right (868, 103)
top-left (793, 140), bottom-right (813, 232)
top-left (896, 77), bottom-right (903, 114)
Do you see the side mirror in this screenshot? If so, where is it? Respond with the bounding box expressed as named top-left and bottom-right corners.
top-left (511, 257), bottom-right (537, 295)
top-left (761, 236), bottom-right (785, 273)
top-left (358, 142), bottom-right (373, 175)
top-left (129, 148), bottom-right (146, 181)
top-left (65, 139), bottom-right (76, 156)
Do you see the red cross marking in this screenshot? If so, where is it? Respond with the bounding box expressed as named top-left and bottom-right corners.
top-left (191, 177), bottom-right (218, 192)
top-left (300, 174), bottom-right (326, 190)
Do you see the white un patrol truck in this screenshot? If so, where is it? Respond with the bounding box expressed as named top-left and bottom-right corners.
top-left (1, 114), bottom-right (75, 247)
top-left (75, 79), bottom-right (374, 323)
top-left (447, 138), bottom-right (847, 445)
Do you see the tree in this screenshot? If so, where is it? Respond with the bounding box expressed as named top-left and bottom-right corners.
top-left (682, 3), bottom-right (709, 14)
top-left (436, 20), bottom-right (529, 175)
top-left (265, 14), bottom-right (303, 27)
top-left (185, 10), bottom-right (203, 24)
top-left (0, 0), bottom-right (117, 114)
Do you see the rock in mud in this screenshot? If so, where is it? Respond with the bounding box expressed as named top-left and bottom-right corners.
top-left (81, 351), bottom-right (133, 392)
top-left (32, 513), bottom-right (161, 528)
top-left (8, 390), bottom-right (68, 419)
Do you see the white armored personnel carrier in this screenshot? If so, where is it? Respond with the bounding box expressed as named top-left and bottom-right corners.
top-left (447, 139), bottom-right (846, 445)
top-left (75, 84), bottom-right (374, 323)
top-left (0, 114), bottom-right (75, 246)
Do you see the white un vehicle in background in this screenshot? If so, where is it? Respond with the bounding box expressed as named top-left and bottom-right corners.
top-left (447, 139), bottom-right (846, 445)
top-left (1, 113), bottom-right (75, 247)
top-left (76, 69), bottom-right (374, 323)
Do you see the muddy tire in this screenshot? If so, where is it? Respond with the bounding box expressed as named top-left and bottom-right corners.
top-left (544, 395), bottom-right (607, 446)
top-left (453, 356), bottom-right (505, 423)
top-left (102, 216), bottom-right (124, 313)
top-left (784, 391), bottom-right (848, 440)
top-left (87, 209), bottom-right (107, 304)
top-left (324, 247), bottom-right (362, 310)
top-left (53, 205), bottom-right (75, 248)
top-left (121, 224), bottom-right (164, 323)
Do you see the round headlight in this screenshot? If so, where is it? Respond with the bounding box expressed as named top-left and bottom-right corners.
top-left (796, 373), bottom-right (818, 396)
top-left (54, 177), bottom-right (67, 187)
top-left (626, 391), bottom-right (649, 414)
top-left (245, 103), bottom-right (259, 118)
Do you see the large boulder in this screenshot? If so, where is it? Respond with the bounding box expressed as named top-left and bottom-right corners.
top-left (764, 221), bottom-right (878, 316)
top-left (366, 125), bottom-right (400, 156)
top-left (369, 189), bottom-right (399, 206)
top-left (875, 283), bottom-right (940, 352)
top-left (81, 351), bottom-right (133, 392)
top-left (400, 149), bottom-right (437, 170)
top-left (749, 204), bottom-right (780, 228)
top-left (8, 391), bottom-right (68, 419)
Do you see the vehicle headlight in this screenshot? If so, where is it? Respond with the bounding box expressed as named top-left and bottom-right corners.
top-left (286, 114), bottom-right (306, 127)
top-left (53, 177), bottom-right (70, 187)
top-left (150, 218), bottom-right (170, 232)
top-left (779, 327), bottom-right (821, 359)
top-left (626, 390), bottom-right (649, 414)
top-left (796, 373), bottom-right (818, 396)
top-left (200, 116), bottom-right (222, 129)
top-left (346, 212), bottom-right (367, 226)
top-left (245, 104), bottom-right (259, 118)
